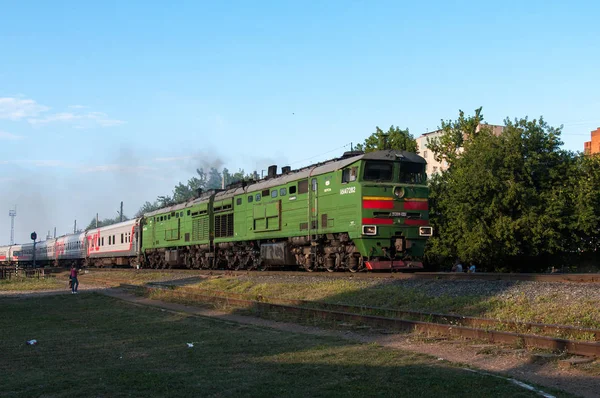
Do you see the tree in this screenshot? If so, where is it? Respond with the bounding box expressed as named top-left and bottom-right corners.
top-left (426, 111), bottom-right (575, 271)
top-left (355, 125), bottom-right (418, 153)
top-left (135, 201), bottom-right (162, 217)
top-left (426, 106), bottom-right (486, 168)
top-left (207, 167), bottom-right (222, 189)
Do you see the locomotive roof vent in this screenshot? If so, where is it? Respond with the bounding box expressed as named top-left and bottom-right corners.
top-left (267, 165), bottom-right (277, 179)
top-left (282, 166), bottom-right (291, 174)
top-left (341, 150), bottom-right (364, 159)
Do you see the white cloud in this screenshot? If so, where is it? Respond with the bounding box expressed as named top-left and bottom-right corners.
top-left (29, 110), bottom-right (125, 128)
top-left (153, 155), bottom-right (195, 162)
top-left (0, 97), bottom-right (124, 128)
top-left (0, 131), bottom-right (24, 140)
top-left (0, 97), bottom-right (49, 120)
top-left (80, 164), bottom-right (155, 173)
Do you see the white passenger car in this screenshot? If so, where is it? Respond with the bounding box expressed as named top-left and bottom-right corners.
top-left (55, 232), bottom-right (86, 266)
top-left (86, 219), bottom-right (140, 267)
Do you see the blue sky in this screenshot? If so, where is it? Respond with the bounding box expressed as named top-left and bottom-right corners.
top-left (1, 0), bottom-right (599, 243)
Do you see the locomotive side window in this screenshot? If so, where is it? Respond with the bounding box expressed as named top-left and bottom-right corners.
top-left (248, 195), bottom-right (253, 203)
top-left (187, 210), bottom-right (191, 216)
top-left (342, 167), bottom-right (358, 183)
top-left (363, 161), bottom-right (393, 182)
top-left (255, 193), bottom-right (261, 202)
top-left (236, 198), bottom-right (242, 206)
top-left (271, 190), bottom-right (278, 198)
top-left (298, 180), bottom-right (308, 194)
top-left (280, 187), bottom-right (287, 196)
top-left (311, 178), bottom-right (317, 191)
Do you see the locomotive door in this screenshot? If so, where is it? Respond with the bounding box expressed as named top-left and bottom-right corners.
top-left (308, 177), bottom-right (319, 237)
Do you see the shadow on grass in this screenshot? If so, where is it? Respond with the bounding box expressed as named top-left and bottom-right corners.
top-left (0, 293), bottom-right (557, 398)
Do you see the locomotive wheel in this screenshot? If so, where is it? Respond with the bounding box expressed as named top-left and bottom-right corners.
top-left (304, 262), bottom-right (315, 272)
top-left (348, 256), bottom-right (362, 273)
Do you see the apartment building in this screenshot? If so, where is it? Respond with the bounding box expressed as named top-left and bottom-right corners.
top-left (416, 124), bottom-right (505, 176)
top-left (584, 127), bottom-right (600, 155)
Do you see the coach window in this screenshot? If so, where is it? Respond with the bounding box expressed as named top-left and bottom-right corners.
top-left (256, 193), bottom-right (261, 202)
top-left (236, 198), bottom-right (242, 206)
top-left (180, 212), bottom-right (183, 217)
top-left (271, 190), bottom-right (278, 198)
top-left (113, 235), bottom-right (116, 244)
top-left (298, 180), bottom-right (308, 194)
top-left (168, 215), bottom-right (171, 220)
top-left (248, 195), bottom-right (253, 203)
top-left (121, 234), bottom-right (124, 244)
top-left (176, 212), bottom-right (179, 218)
top-left (101, 237), bottom-right (104, 246)
top-left (280, 187), bottom-right (287, 196)
top-left (289, 185), bottom-right (297, 194)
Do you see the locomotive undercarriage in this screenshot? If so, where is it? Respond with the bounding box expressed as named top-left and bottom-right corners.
top-left (141, 232), bottom-right (365, 272)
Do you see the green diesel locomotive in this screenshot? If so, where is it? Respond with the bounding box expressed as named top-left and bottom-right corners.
top-left (140, 149), bottom-right (432, 272)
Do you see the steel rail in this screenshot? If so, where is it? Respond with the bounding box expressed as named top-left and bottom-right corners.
top-left (85, 267), bottom-right (600, 283)
top-left (123, 284), bottom-right (600, 357)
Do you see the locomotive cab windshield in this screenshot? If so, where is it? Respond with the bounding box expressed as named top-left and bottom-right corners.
top-left (399, 162), bottom-right (425, 184)
top-left (362, 159), bottom-right (426, 184)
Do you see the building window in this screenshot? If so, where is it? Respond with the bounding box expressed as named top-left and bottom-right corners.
top-left (433, 166), bottom-right (438, 173)
top-left (423, 150), bottom-right (428, 159)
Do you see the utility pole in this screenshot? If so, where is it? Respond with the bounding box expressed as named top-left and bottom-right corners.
top-left (54, 227), bottom-right (56, 239)
top-left (74, 220), bottom-right (77, 234)
top-left (96, 213), bottom-right (99, 228)
top-left (120, 201), bottom-right (123, 222)
top-left (9, 206), bottom-right (16, 245)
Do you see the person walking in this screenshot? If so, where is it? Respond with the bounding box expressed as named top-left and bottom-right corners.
top-left (451, 260), bottom-right (463, 273)
top-left (70, 265), bottom-right (79, 294)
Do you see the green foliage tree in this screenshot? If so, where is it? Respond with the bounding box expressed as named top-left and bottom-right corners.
top-left (355, 125), bottom-right (417, 153)
top-left (426, 111), bottom-right (576, 271)
top-left (426, 107), bottom-right (485, 168)
top-left (135, 201), bottom-right (162, 217)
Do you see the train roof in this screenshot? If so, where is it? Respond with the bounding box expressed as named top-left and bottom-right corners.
top-left (143, 149), bottom-right (425, 216)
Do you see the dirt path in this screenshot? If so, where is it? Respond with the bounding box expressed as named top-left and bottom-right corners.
top-left (93, 288), bottom-right (599, 398)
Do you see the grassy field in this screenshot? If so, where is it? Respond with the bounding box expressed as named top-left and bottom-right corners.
top-left (184, 277), bottom-right (600, 330)
top-left (0, 294), bottom-right (560, 397)
top-left (0, 276), bottom-right (65, 291)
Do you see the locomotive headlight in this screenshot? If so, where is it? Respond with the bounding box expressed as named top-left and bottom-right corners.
top-left (362, 225), bottom-right (377, 236)
top-left (394, 187), bottom-right (405, 198)
top-left (419, 226), bottom-right (433, 237)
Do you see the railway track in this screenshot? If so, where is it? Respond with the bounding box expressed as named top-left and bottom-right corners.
top-left (121, 282), bottom-right (600, 357)
top-left (82, 267), bottom-right (600, 283)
